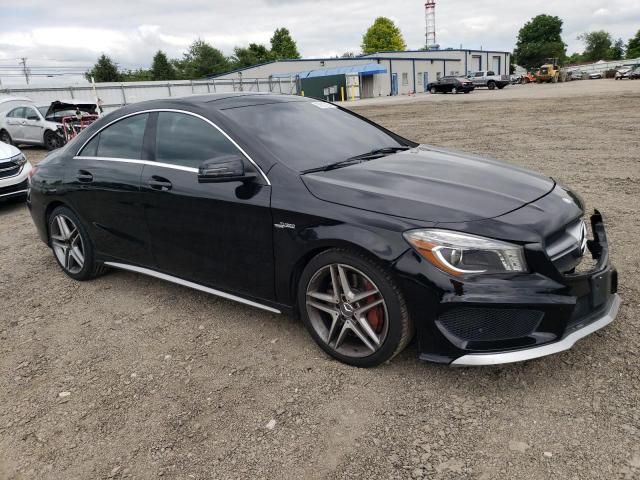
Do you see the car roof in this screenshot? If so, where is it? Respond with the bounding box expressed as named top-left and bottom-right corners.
top-left (117, 92), bottom-right (310, 113)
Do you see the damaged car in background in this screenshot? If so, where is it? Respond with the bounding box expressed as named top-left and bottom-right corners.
top-left (0, 99), bottom-right (98, 150)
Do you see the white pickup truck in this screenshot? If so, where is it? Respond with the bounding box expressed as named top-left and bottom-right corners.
top-left (468, 71), bottom-right (510, 90)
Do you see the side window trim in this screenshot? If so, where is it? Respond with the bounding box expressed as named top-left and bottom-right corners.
top-left (75, 108), bottom-right (270, 185)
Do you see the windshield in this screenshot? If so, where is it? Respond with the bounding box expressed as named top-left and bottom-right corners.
top-left (222, 100), bottom-right (406, 172)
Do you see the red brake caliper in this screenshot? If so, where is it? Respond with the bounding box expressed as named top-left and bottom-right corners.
top-left (363, 280), bottom-right (383, 332)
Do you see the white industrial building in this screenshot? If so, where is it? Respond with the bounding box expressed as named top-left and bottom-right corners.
top-left (212, 49), bottom-right (511, 99)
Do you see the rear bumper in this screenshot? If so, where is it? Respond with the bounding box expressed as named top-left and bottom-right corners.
top-left (451, 293), bottom-right (619, 366)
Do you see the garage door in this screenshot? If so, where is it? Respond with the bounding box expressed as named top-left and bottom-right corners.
top-left (471, 55), bottom-right (481, 72)
top-left (492, 56), bottom-right (501, 74)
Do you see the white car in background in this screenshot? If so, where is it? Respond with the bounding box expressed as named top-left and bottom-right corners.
top-left (0, 141), bottom-right (32, 202)
top-left (0, 103), bottom-right (65, 150)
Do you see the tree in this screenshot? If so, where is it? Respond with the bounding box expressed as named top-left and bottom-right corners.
top-left (579, 31), bottom-right (613, 62)
top-left (513, 14), bottom-right (566, 70)
top-left (174, 39), bottom-right (230, 79)
top-left (151, 50), bottom-right (176, 80)
top-left (609, 38), bottom-right (625, 60)
top-left (270, 28), bottom-right (301, 59)
top-left (341, 52), bottom-right (356, 58)
top-left (361, 17), bottom-right (406, 54)
top-left (85, 54), bottom-right (121, 82)
top-left (626, 30), bottom-right (640, 59)
top-left (121, 69), bottom-right (152, 81)
top-left (231, 43), bottom-right (273, 69)
top-left (566, 52), bottom-right (584, 64)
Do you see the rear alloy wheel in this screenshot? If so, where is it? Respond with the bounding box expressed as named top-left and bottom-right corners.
top-left (51, 214), bottom-right (85, 274)
top-left (299, 249), bottom-right (413, 367)
top-left (487, 81), bottom-right (496, 90)
top-left (48, 206), bottom-right (107, 280)
top-left (0, 130), bottom-right (12, 145)
top-left (451, 87), bottom-right (458, 94)
top-left (44, 130), bottom-right (63, 151)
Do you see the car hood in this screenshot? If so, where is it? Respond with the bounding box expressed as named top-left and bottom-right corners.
top-left (0, 140), bottom-right (20, 160)
top-left (301, 145), bottom-right (555, 223)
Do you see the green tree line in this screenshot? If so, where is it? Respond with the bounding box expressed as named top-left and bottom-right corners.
top-left (86, 18), bottom-right (410, 83)
top-left (85, 27), bottom-right (302, 82)
top-left (514, 14), bottom-right (640, 69)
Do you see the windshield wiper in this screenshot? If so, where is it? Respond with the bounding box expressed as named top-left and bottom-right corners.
top-left (349, 146), bottom-right (411, 160)
top-left (300, 146), bottom-right (411, 174)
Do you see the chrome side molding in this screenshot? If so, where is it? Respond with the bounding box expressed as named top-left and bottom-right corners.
top-left (104, 262), bottom-right (281, 314)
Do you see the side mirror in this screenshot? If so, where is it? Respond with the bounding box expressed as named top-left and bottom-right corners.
top-left (198, 155), bottom-right (256, 184)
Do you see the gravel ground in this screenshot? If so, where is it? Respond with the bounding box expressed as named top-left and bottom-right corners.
top-left (1, 79), bottom-right (639, 480)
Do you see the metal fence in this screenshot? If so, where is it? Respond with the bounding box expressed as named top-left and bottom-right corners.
top-left (0, 77), bottom-right (299, 112)
top-left (565, 57), bottom-right (640, 74)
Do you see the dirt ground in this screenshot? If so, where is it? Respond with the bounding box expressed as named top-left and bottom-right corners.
top-left (1, 79), bottom-right (639, 480)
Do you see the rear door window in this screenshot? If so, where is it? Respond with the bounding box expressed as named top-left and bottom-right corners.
top-left (154, 111), bottom-right (242, 169)
top-left (94, 114), bottom-right (149, 160)
top-left (8, 107), bottom-right (26, 118)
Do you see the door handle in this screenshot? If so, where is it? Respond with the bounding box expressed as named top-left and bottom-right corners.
top-left (148, 176), bottom-right (172, 191)
top-left (77, 170), bottom-right (93, 183)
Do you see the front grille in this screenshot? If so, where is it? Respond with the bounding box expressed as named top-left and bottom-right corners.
top-left (545, 219), bottom-right (587, 273)
top-left (437, 307), bottom-right (544, 342)
top-left (0, 162), bottom-right (21, 179)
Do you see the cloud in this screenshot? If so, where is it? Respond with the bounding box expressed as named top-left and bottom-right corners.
top-left (1, 0), bottom-right (638, 85)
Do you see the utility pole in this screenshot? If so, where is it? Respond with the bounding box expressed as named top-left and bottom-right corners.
top-left (19, 57), bottom-right (30, 84)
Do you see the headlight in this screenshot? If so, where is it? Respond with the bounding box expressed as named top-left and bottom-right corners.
top-left (11, 153), bottom-right (27, 166)
top-left (403, 229), bottom-right (528, 276)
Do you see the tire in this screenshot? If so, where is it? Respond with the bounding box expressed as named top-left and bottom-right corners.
top-left (451, 87), bottom-right (458, 94)
top-left (298, 248), bottom-right (414, 368)
top-left (44, 130), bottom-right (63, 151)
top-left (463, 91), bottom-right (470, 94)
top-left (487, 81), bottom-right (496, 90)
top-left (430, 87), bottom-right (437, 94)
top-left (0, 130), bottom-right (12, 145)
top-left (48, 206), bottom-right (108, 281)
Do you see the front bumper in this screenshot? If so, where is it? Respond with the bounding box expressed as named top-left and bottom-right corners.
top-left (451, 294), bottom-right (619, 365)
top-left (0, 162), bottom-right (31, 201)
top-left (395, 210), bottom-right (619, 366)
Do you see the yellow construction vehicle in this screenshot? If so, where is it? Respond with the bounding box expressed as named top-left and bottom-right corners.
top-left (536, 58), bottom-right (560, 83)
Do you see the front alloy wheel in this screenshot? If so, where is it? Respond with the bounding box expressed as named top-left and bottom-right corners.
top-left (306, 264), bottom-right (389, 356)
top-left (299, 249), bottom-right (413, 367)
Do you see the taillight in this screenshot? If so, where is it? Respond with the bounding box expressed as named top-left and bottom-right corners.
top-left (28, 165), bottom-right (38, 180)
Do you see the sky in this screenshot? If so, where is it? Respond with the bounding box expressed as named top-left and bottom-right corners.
top-left (0, 0), bottom-right (639, 85)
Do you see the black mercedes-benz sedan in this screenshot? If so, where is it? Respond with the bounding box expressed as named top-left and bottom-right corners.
top-left (27, 93), bottom-right (619, 367)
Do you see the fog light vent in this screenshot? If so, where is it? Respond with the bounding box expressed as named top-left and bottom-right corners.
top-left (437, 308), bottom-right (543, 342)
